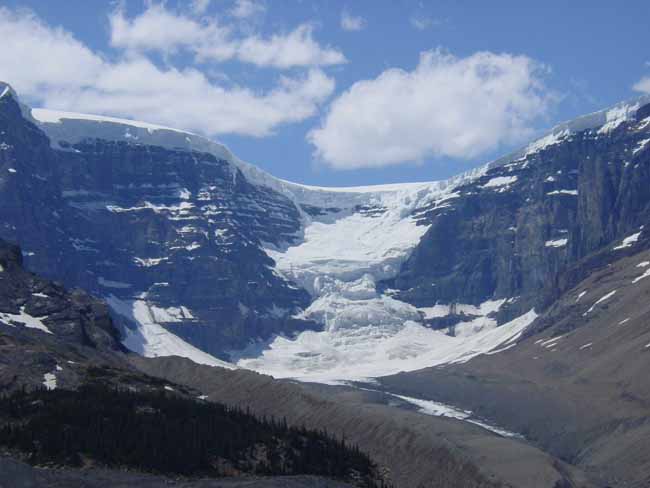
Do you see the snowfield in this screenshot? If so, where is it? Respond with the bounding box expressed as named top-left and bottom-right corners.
top-left (234, 180), bottom-right (538, 383)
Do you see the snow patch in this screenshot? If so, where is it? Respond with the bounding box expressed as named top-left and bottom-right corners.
top-left (43, 373), bottom-right (57, 390)
top-left (546, 189), bottom-right (578, 196)
top-left (584, 290), bottom-right (617, 315)
top-left (482, 175), bottom-right (517, 189)
top-left (106, 295), bottom-right (234, 369)
top-left (632, 268), bottom-right (650, 284)
top-left (545, 238), bottom-right (568, 248)
top-left (0, 307), bottom-right (52, 334)
top-left (633, 138), bottom-right (650, 155)
top-left (613, 232), bottom-right (642, 250)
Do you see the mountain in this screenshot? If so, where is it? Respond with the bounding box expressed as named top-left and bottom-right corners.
top-left (3, 81), bottom-right (650, 382)
top-left (2, 80), bottom-right (650, 486)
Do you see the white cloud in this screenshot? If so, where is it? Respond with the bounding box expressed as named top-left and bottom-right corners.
top-left (633, 76), bottom-right (650, 94)
top-left (230, 0), bottom-right (266, 19)
top-left (237, 24), bottom-right (346, 68)
top-left (110, 4), bottom-right (231, 57)
top-left (0, 7), bottom-right (335, 137)
top-left (340, 10), bottom-right (366, 31)
top-left (191, 0), bottom-right (211, 15)
top-left (109, 4), bottom-right (345, 69)
top-left (309, 50), bottom-right (554, 169)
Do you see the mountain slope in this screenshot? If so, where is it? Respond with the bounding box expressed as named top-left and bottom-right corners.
top-left (378, 242), bottom-right (650, 487)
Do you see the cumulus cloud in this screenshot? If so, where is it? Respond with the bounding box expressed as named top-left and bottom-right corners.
top-left (633, 76), bottom-right (650, 94)
top-left (109, 4), bottom-right (345, 68)
top-left (308, 50), bottom-right (554, 169)
top-left (340, 10), bottom-right (366, 31)
top-left (0, 7), bottom-right (335, 137)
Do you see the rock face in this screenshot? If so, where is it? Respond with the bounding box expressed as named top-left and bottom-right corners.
top-left (1, 80), bottom-right (650, 375)
top-left (384, 99), bottom-right (650, 320)
top-left (0, 238), bottom-right (122, 351)
top-left (0, 87), bottom-right (313, 357)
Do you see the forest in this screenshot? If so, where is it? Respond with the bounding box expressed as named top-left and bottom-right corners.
top-left (0, 384), bottom-right (388, 487)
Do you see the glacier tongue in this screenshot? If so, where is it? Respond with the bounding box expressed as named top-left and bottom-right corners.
top-left (235, 182), bottom-right (536, 383)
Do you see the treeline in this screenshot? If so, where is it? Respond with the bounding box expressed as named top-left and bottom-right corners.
top-left (0, 384), bottom-right (389, 487)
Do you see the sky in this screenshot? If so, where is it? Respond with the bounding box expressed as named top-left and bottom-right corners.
top-left (0, 0), bottom-right (649, 187)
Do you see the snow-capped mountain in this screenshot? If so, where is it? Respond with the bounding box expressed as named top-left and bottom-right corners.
top-left (2, 80), bottom-right (650, 383)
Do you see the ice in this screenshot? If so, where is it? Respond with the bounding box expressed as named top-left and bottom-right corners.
top-left (0, 307), bottom-right (52, 334)
top-left (235, 309), bottom-right (537, 383)
top-left (31, 108), bottom-right (186, 134)
top-left (106, 295), bottom-right (235, 369)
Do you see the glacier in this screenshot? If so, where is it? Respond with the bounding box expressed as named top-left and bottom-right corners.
top-left (25, 94), bottom-right (647, 383)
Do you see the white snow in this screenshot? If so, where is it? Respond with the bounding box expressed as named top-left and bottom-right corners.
top-left (576, 291), bottom-right (587, 302)
top-left (106, 295), bottom-right (235, 369)
top-left (0, 307), bottom-right (52, 334)
top-left (584, 290), bottom-right (617, 315)
top-left (149, 305), bottom-right (195, 322)
top-left (546, 189), bottom-right (578, 196)
top-left (579, 343), bottom-right (593, 350)
top-left (32, 292), bottom-right (49, 298)
top-left (545, 238), bottom-right (568, 248)
top-left (619, 318), bottom-right (630, 325)
top-left (521, 129), bottom-right (570, 158)
top-left (613, 232), bottom-right (642, 250)
top-left (482, 175), bottom-right (517, 189)
top-left (597, 103), bottom-right (642, 134)
top-left (235, 309), bottom-right (537, 383)
top-left (539, 335), bottom-right (564, 349)
top-left (633, 138), bottom-right (650, 155)
top-left (637, 261), bottom-right (650, 268)
top-left (632, 268), bottom-right (650, 284)
top-left (134, 257), bottom-right (168, 267)
top-left (43, 372), bottom-right (57, 390)
top-left (31, 108), bottom-right (185, 134)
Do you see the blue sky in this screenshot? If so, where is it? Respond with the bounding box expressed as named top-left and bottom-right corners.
top-left (1, 0), bottom-right (649, 186)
